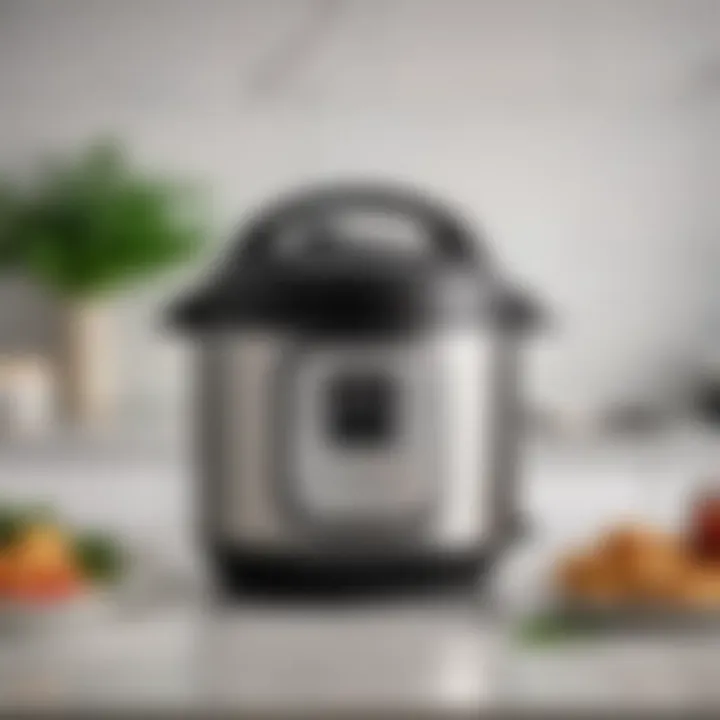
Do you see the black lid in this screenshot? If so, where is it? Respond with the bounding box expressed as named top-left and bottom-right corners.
top-left (171, 183), bottom-right (540, 337)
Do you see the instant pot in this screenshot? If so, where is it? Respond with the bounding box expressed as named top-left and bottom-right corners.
top-left (171, 183), bottom-right (541, 596)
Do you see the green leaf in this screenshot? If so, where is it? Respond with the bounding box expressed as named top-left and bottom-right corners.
top-left (517, 612), bottom-right (604, 647)
top-left (0, 507), bottom-right (25, 549)
top-left (0, 502), bottom-right (58, 549)
top-left (3, 137), bottom-right (207, 297)
top-left (73, 531), bottom-right (126, 585)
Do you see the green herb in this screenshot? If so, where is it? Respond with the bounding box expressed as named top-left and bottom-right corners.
top-left (517, 612), bottom-right (604, 646)
top-left (73, 531), bottom-right (125, 584)
top-left (0, 507), bottom-right (25, 549)
top-left (0, 502), bottom-right (58, 549)
top-left (0, 138), bottom-right (207, 297)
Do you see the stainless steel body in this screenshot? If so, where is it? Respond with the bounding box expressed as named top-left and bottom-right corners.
top-left (175, 183), bottom-right (541, 591)
top-left (195, 326), bottom-right (519, 558)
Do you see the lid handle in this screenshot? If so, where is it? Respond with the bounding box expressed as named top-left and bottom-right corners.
top-left (238, 184), bottom-right (480, 263)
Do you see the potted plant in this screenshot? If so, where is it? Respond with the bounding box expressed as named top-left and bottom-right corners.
top-left (3, 140), bottom-right (205, 426)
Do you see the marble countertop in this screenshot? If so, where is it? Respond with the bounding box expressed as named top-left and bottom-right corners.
top-left (0, 427), bottom-right (719, 716)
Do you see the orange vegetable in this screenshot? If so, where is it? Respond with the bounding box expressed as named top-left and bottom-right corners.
top-left (9, 564), bottom-right (82, 603)
top-left (0, 524), bottom-right (84, 603)
top-left (0, 553), bottom-right (14, 594)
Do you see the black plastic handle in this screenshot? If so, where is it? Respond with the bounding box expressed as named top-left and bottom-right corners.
top-left (237, 183), bottom-right (480, 263)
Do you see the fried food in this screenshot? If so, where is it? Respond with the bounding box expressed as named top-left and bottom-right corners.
top-left (555, 548), bottom-right (626, 605)
top-left (597, 524), bottom-right (675, 567)
top-left (607, 529), bottom-right (687, 600)
top-left (555, 551), bottom-right (593, 597)
top-left (669, 565), bottom-right (720, 609)
top-left (555, 523), bottom-right (706, 607)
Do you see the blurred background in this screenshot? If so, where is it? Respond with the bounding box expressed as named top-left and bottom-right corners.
top-left (0, 2), bottom-right (720, 713)
top-left (0, 0), bottom-right (718, 442)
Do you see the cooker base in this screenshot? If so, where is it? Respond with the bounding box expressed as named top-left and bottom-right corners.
top-left (209, 543), bottom-right (492, 600)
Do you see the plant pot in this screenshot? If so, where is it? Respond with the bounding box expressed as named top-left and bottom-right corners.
top-left (55, 300), bottom-right (115, 428)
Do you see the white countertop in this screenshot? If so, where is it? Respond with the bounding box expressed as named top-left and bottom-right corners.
top-left (0, 427), bottom-right (719, 716)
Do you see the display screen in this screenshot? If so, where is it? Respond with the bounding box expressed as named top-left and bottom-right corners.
top-left (326, 371), bottom-right (397, 448)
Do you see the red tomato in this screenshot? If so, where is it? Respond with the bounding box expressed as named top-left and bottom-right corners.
top-left (691, 492), bottom-right (720, 561)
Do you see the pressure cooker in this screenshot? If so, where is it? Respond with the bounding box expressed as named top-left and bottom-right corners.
top-left (171, 183), bottom-right (541, 596)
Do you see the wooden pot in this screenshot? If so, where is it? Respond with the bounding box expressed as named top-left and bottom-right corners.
top-left (55, 300), bottom-right (115, 428)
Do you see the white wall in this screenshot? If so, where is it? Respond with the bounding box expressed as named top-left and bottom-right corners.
top-left (0, 0), bottom-right (717, 421)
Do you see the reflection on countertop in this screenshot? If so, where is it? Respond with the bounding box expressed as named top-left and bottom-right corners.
top-left (0, 425), bottom-right (719, 715)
